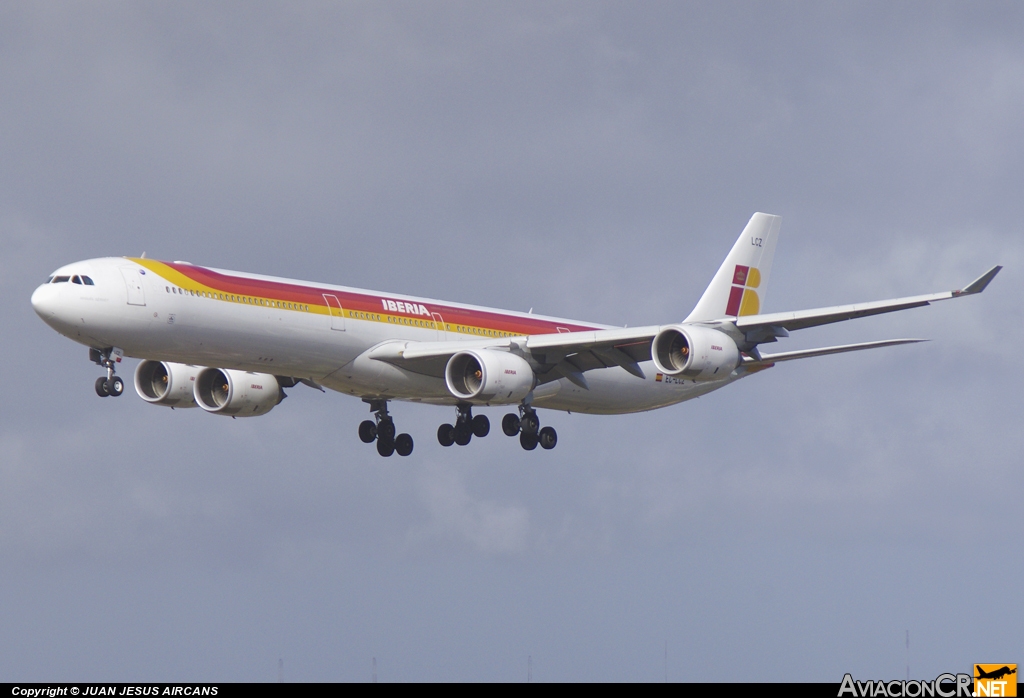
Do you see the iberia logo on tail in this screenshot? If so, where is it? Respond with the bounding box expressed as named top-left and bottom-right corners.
top-left (725, 264), bottom-right (761, 316)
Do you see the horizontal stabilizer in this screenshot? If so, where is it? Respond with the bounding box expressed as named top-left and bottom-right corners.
top-left (745, 338), bottom-right (927, 368)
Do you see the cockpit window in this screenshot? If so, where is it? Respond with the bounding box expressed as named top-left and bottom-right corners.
top-left (81, 276), bottom-right (95, 285)
top-left (71, 276), bottom-right (82, 284)
top-left (52, 276), bottom-right (70, 283)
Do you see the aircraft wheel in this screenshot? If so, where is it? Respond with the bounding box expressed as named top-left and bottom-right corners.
top-left (501, 413), bottom-right (520, 436)
top-left (95, 376), bottom-right (110, 397)
top-left (395, 433), bottom-right (414, 457)
top-left (521, 412), bottom-right (539, 436)
top-left (454, 422), bottom-right (473, 446)
top-left (437, 424), bottom-right (455, 447)
top-left (472, 414), bottom-right (490, 438)
top-left (107, 376), bottom-right (125, 396)
top-left (377, 419), bottom-right (396, 442)
top-left (539, 426), bottom-right (557, 450)
top-left (358, 420), bottom-right (377, 443)
top-left (519, 431), bottom-right (538, 451)
top-left (376, 437), bottom-right (395, 457)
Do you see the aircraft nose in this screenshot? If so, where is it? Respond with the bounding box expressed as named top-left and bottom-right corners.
top-left (31, 283), bottom-right (57, 319)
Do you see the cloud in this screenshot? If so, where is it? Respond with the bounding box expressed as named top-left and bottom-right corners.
top-left (408, 464), bottom-right (531, 555)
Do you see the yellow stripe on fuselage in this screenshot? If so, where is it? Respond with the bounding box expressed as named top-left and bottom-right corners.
top-left (127, 258), bottom-right (528, 338)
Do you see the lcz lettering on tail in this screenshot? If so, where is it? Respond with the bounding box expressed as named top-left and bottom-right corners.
top-left (32, 213), bottom-right (1000, 457)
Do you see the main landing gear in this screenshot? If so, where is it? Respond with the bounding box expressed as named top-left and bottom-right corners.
top-left (90, 348), bottom-right (124, 397)
top-left (501, 405), bottom-right (557, 451)
top-left (358, 399), bottom-right (414, 457)
top-left (437, 404), bottom-right (490, 447)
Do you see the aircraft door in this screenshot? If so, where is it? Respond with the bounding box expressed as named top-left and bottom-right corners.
top-left (432, 312), bottom-right (447, 341)
top-left (322, 294), bottom-right (346, 330)
top-left (120, 267), bottom-right (146, 306)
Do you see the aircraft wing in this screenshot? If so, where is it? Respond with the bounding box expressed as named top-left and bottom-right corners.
top-left (367, 326), bottom-right (660, 388)
top-left (732, 265), bottom-right (1001, 341)
top-left (367, 266), bottom-right (1000, 388)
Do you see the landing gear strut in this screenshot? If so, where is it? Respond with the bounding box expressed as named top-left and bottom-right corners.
top-left (437, 404), bottom-right (490, 447)
top-left (91, 348), bottom-right (124, 397)
top-left (358, 399), bottom-right (413, 457)
top-left (502, 404), bottom-right (557, 450)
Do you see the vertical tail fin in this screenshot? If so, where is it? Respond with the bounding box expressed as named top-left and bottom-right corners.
top-left (684, 212), bottom-right (782, 322)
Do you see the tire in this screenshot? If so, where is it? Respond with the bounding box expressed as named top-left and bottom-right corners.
top-left (108, 376), bottom-right (124, 396)
top-left (437, 424), bottom-right (455, 447)
top-left (454, 422), bottom-right (473, 446)
top-left (539, 426), bottom-right (557, 450)
top-left (377, 419), bottom-right (396, 442)
top-left (95, 376), bottom-right (110, 397)
top-left (358, 420), bottom-right (377, 443)
top-left (521, 412), bottom-right (539, 436)
top-left (376, 437), bottom-right (395, 457)
top-left (501, 413), bottom-right (520, 436)
top-left (519, 431), bottom-right (538, 451)
top-left (395, 433), bottom-right (414, 457)
top-left (471, 414), bottom-right (490, 438)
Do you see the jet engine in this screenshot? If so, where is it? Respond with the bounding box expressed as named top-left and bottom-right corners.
top-left (134, 360), bottom-right (200, 407)
top-left (445, 349), bottom-right (535, 404)
top-left (651, 325), bottom-right (740, 381)
top-left (193, 368), bottom-right (283, 417)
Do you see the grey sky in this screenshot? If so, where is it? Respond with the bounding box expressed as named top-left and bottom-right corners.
top-left (1, 1), bottom-right (1021, 681)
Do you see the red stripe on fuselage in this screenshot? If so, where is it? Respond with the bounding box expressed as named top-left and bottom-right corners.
top-left (162, 262), bottom-right (600, 336)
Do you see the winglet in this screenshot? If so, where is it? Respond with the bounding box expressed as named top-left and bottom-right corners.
top-left (956, 265), bottom-right (1001, 296)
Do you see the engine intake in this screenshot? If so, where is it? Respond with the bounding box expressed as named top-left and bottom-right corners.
top-left (445, 349), bottom-right (535, 404)
top-left (651, 325), bottom-right (740, 381)
top-left (134, 360), bottom-right (199, 407)
top-left (194, 368), bottom-right (283, 417)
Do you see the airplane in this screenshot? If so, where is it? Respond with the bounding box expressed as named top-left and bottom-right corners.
top-left (975, 666), bottom-right (1016, 681)
top-left (30, 213), bottom-right (1000, 457)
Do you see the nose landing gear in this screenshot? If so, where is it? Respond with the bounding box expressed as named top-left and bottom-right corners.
top-left (91, 348), bottom-right (124, 397)
top-left (437, 404), bottom-right (489, 447)
top-left (359, 399), bottom-right (414, 457)
top-left (502, 404), bottom-right (557, 450)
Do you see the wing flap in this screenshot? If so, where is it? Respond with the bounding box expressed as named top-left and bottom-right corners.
top-left (592, 346), bottom-right (646, 378)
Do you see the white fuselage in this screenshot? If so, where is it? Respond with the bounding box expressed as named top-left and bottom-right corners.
top-left (31, 257), bottom-right (739, 415)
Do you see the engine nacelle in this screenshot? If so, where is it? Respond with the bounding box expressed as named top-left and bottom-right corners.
top-left (134, 360), bottom-right (200, 407)
top-left (193, 368), bottom-right (283, 417)
top-left (651, 325), bottom-right (740, 381)
top-left (445, 349), bottom-right (535, 404)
